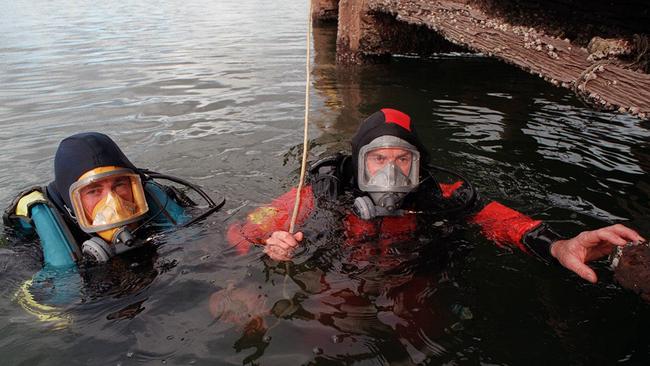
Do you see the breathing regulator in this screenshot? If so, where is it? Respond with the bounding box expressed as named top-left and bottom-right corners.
top-left (81, 228), bottom-right (140, 263)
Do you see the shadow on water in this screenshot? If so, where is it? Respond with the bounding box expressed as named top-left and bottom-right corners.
top-left (1, 2), bottom-right (649, 365)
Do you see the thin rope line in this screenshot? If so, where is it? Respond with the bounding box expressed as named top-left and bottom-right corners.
top-left (289, 1), bottom-right (313, 234)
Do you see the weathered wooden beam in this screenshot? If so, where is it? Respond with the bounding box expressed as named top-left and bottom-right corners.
top-left (336, 0), bottom-right (371, 64)
top-left (329, 0), bottom-right (650, 119)
top-left (311, 0), bottom-right (339, 23)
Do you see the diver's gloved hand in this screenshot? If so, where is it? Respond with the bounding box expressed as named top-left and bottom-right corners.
top-left (550, 224), bottom-right (645, 283)
top-left (264, 231), bottom-right (303, 261)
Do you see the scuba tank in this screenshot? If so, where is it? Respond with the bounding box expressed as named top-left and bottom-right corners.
top-left (3, 187), bottom-right (80, 267)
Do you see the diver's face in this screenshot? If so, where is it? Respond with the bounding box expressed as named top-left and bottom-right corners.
top-left (365, 148), bottom-right (413, 177)
top-left (80, 175), bottom-right (134, 217)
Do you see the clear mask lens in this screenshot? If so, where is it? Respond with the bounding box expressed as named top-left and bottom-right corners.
top-left (358, 136), bottom-right (420, 193)
top-left (69, 168), bottom-right (149, 233)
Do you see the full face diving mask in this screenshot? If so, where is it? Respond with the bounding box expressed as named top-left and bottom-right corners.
top-left (354, 136), bottom-right (420, 220)
top-left (69, 166), bottom-right (149, 247)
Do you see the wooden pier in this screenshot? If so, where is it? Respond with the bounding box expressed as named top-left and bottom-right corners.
top-left (312, 0), bottom-right (650, 119)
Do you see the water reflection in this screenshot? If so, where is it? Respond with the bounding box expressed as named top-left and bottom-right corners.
top-left (209, 221), bottom-right (474, 365)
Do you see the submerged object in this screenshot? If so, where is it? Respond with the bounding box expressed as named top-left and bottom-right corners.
top-left (612, 242), bottom-right (650, 302)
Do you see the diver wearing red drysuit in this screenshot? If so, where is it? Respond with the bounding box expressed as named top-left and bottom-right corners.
top-left (227, 109), bottom-right (559, 259)
top-left (227, 109), bottom-right (644, 283)
top-left (227, 167), bottom-right (548, 255)
top-left (216, 108), bottom-right (644, 363)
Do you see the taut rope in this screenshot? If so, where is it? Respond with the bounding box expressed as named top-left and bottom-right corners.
top-left (288, 1), bottom-right (313, 234)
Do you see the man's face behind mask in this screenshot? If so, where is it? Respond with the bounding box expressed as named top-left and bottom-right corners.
top-left (69, 167), bottom-right (149, 233)
top-left (365, 148), bottom-right (414, 188)
top-left (358, 136), bottom-right (420, 194)
top-left (81, 175), bottom-right (135, 221)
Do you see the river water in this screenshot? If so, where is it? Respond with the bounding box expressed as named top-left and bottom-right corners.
top-left (1, 0), bottom-right (649, 365)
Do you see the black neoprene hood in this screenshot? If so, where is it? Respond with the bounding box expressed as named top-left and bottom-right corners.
top-left (47, 132), bottom-right (137, 210)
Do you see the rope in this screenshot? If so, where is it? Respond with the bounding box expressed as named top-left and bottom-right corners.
top-left (288, 0), bottom-right (313, 234)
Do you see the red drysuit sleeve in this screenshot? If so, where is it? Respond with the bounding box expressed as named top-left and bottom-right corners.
top-left (440, 180), bottom-right (542, 251)
top-left (470, 201), bottom-right (542, 251)
top-left (226, 186), bottom-right (315, 255)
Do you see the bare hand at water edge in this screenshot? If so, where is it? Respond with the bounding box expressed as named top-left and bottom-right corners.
top-left (550, 224), bottom-right (645, 283)
top-left (264, 231), bottom-right (303, 261)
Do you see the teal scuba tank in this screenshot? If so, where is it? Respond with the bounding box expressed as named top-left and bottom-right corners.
top-left (143, 181), bottom-right (190, 227)
top-left (3, 188), bottom-right (80, 268)
top-left (31, 203), bottom-right (80, 267)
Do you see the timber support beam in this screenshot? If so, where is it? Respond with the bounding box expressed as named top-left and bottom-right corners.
top-left (313, 0), bottom-right (650, 119)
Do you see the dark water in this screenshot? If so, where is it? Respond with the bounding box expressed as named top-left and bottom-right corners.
top-left (1, 1), bottom-right (649, 365)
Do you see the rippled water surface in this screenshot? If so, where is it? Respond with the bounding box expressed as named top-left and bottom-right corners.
top-left (1, 1), bottom-right (649, 365)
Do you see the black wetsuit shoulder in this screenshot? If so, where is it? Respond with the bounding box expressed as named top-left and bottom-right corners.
top-left (308, 153), bottom-right (355, 201)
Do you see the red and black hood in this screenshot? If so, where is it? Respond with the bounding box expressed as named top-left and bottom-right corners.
top-left (350, 108), bottom-right (429, 184)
